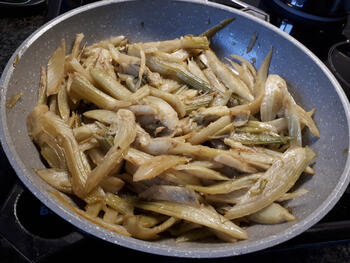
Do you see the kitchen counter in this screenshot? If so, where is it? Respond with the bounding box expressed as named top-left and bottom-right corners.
top-left (0, 11), bottom-right (45, 74)
top-left (1, 5), bottom-right (350, 263)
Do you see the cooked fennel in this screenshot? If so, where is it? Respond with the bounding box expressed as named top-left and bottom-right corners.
top-left (28, 18), bottom-right (319, 244)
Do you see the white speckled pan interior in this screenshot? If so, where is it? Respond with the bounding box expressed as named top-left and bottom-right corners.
top-left (1, 0), bottom-right (350, 258)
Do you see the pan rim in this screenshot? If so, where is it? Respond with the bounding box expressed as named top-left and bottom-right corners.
top-left (1, 0), bottom-right (350, 258)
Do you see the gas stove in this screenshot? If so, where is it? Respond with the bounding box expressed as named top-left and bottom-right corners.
top-left (0, 0), bottom-right (349, 262)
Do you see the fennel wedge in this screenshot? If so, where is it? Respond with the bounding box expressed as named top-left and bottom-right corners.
top-left (224, 147), bottom-right (316, 219)
top-left (134, 200), bottom-right (247, 240)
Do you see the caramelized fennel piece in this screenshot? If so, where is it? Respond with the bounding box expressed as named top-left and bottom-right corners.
top-left (85, 109), bottom-right (137, 193)
top-left (137, 214), bottom-right (169, 228)
top-left (262, 74), bottom-right (319, 139)
top-left (6, 92), bottom-right (23, 109)
top-left (27, 105), bottom-right (89, 198)
top-left (140, 138), bottom-right (256, 173)
top-left (149, 87), bottom-right (186, 118)
top-left (227, 132), bottom-right (292, 146)
top-left (226, 142), bottom-right (314, 175)
top-left (73, 123), bottom-right (102, 142)
top-left (200, 17), bottom-right (235, 38)
top-left (231, 54), bottom-right (257, 77)
top-left (224, 147), bottom-right (316, 219)
top-left (35, 168), bottom-right (72, 194)
top-left (51, 191), bottom-right (130, 236)
top-left (47, 39), bottom-right (66, 96)
top-left (128, 35), bottom-right (210, 53)
top-left (128, 104), bottom-right (157, 116)
top-left (86, 35), bottom-right (126, 51)
top-left (57, 83), bottom-right (70, 121)
top-left (102, 207), bottom-right (120, 224)
top-left (133, 200), bottom-right (247, 240)
top-left (285, 98), bottom-right (302, 147)
top-left (37, 66), bottom-right (47, 105)
top-left (152, 49), bottom-right (190, 63)
top-left (139, 185), bottom-right (200, 207)
top-left (188, 115), bottom-right (231, 145)
top-left (295, 104), bottom-right (320, 138)
top-left (203, 49), bottom-right (253, 102)
top-left (277, 188), bottom-right (309, 202)
top-left (145, 56), bottom-right (216, 94)
top-left (71, 33), bottom-right (84, 59)
top-left (135, 47), bottom-right (146, 90)
top-left (260, 74), bottom-right (284, 122)
top-left (248, 203), bottom-right (295, 224)
top-left (36, 132), bottom-right (67, 169)
top-left (70, 74), bottom-right (131, 110)
top-left (68, 58), bottom-right (95, 84)
top-left (226, 58), bottom-right (255, 91)
top-left (143, 96), bottom-right (179, 130)
top-left (85, 201), bottom-right (104, 217)
top-left (100, 176), bottom-right (125, 193)
top-left (161, 169), bottom-right (202, 187)
top-left (229, 47), bottom-right (273, 115)
top-left (124, 147), bottom-right (153, 166)
top-left (186, 173), bottom-right (261, 195)
top-left (187, 58), bottom-right (209, 83)
top-left (105, 193), bottom-right (134, 215)
top-left (175, 164), bottom-right (229, 181)
top-left (124, 215), bottom-right (179, 240)
top-left (133, 155), bottom-right (190, 182)
top-left (83, 109), bottom-right (118, 124)
top-left (202, 67), bottom-right (227, 93)
top-left (90, 68), bottom-right (133, 101)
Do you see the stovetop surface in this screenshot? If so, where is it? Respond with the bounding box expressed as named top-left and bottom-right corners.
top-left (0, 0), bottom-right (350, 262)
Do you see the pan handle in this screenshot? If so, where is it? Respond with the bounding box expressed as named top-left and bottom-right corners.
top-left (229, 0), bottom-right (270, 22)
top-left (46, 0), bottom-right (62, 20)
top-left (0, 183), bottom-right (84, 262)
top-left (208, 0), bottom-right (270, 22)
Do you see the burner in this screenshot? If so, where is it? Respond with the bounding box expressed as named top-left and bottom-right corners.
top-left (0, 0), bottom-right (45, 6)
top-left (0, 184), bottom-right (85, 262)
top-left (260, 0), bottom-right (348, 60)
top-left (327, 40), bottom-right (350, 95)
top-left (15, 190), bottom-right (75, 239)
top-left (276, 0), bottom-right (350, 19)
top-left (268, 0), bottom-right (347, 24)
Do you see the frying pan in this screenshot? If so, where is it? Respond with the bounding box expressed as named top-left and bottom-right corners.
top-left (1, 0), bottom-right (350, 258)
